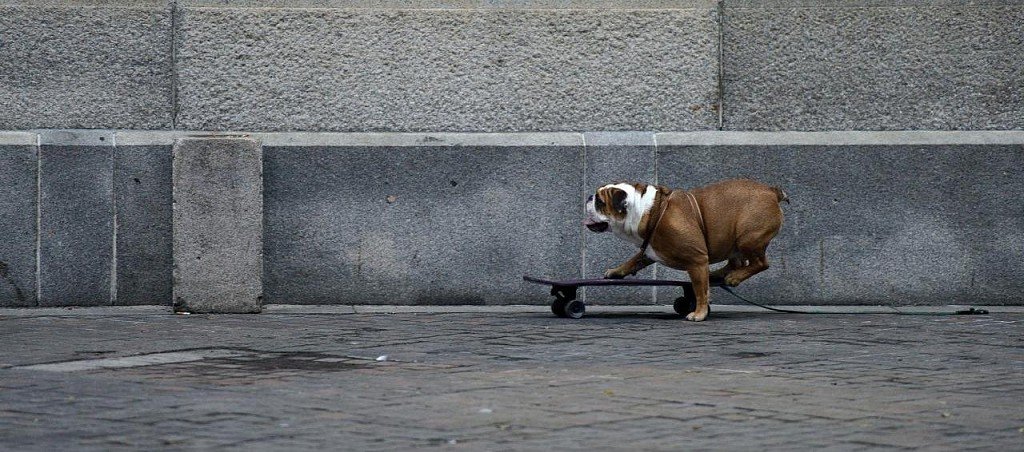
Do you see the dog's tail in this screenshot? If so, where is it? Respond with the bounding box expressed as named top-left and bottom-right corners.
top-left (772, 186), bottom-right (790, 205)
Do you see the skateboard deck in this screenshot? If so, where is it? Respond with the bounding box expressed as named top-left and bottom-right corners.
top-left (523, 275), bottom-right (695, 288)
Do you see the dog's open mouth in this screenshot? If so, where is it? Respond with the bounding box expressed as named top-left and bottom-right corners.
top-left (585, 221), bottom-right (609, 232)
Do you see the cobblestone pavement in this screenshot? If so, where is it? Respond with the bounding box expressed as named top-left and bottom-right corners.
top-left (1, 306), bottom-right (1022, 450)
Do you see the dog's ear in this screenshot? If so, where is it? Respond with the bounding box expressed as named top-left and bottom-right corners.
top-left (611, 188), bottom-right (628, 214)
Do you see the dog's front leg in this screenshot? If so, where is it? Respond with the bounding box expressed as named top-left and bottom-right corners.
top-left (685, 265), bottom-right (710, 321)
top-left (603, 252), bottom-right (654, 279)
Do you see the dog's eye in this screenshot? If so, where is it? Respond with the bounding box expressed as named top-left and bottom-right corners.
top-left (595, 198), bottom-right (604, 208)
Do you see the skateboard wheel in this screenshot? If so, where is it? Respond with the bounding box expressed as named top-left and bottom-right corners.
top-left (562, 300), bottom-right (586, 319)
top-left (673, 296), bottom-right (710, 317)
top-left (673, 296), bottom-right (696, 316)
top-left (551, 299), bottom-right (569, 317)
top-left (674, 283), bottom-right (699, 316)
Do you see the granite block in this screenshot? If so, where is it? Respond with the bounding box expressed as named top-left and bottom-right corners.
top-left (722, 2), bottom-right (1024, 130)
top-left (38, 145), bottom-right (114, 306)
top-left (114, 146), bottom-right (173, 305)
top-left (656, 144), bottom-right (1024, 306)
top-left (263, 145), bottom-right (583, 304)
top-left (582, 132), bottom-right (658, 305)
top-left (175, 6), bottom-right (718, 131)
top-left (0, 145), bottom-right (38, 307)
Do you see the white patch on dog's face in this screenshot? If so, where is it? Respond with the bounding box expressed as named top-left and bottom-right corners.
top-left (583, 183), bottom-right (657, 246)
top-left (583, 193), bottom-right (612, 232)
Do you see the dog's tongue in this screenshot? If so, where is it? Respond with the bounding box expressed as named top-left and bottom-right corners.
top-left (582, 217), bottom-right (599, 226)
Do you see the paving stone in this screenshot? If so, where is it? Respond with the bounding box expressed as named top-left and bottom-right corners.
top-left (172, 137), bottom-right (262, 313)
top-left (38, 145), bottom-right (114, 306)
top-left (2, 310), bottom-right (1021, 449)
top-left (114, 146), bottom-right (173, 306)
top-left (0, 145), bottom-right (37, 307)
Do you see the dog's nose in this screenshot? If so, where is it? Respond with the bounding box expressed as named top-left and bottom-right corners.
top-left (587, 194), bottom-right (594, 202)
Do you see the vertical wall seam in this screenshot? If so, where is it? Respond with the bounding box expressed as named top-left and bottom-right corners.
top-left (651, 132), bottom-right (659, 305)
top-left (716, 0), bottom-right (725, 131)
top-left (110, 144), bottom-right (118, 305)
top-left (170, 0), bottom-right (180, 129)
top-left (34, 135), bottom-right (41, 306)
top-left (171, 138), bottom-right (178, 310)
top-left (579, 133), bottom-right (587, 302)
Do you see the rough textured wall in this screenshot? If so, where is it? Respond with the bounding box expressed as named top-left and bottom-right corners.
top-left (0, 1), bottom-right (173, 129)
top-left (175, 3), bottom-right (719, 131)
top-left (1, 0), bottom-right (1022, 131)
top-left (722, 0), bottom-right (1024, 130)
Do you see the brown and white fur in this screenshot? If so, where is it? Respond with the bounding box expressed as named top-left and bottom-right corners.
top-left (583, 179), bottom-right (787, 321)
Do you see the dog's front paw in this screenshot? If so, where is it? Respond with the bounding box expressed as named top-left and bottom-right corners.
top-left (724, 274), bottom-right (743, 287)
top-left (685, 308), bottom-right (708, 322)
top-left (603, 268), bottom-right (626, 279)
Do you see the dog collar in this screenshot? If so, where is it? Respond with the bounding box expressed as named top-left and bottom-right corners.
top-left (639, 191), bottom-right (670, 255)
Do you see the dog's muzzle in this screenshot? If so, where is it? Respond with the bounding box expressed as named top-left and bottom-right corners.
top-left (583, 218), bottom-right (609, 233)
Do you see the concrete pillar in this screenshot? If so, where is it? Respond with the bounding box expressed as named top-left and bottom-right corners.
top-left (172, 137), bottom-right (262, 313)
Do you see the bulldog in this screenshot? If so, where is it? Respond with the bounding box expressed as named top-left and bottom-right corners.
top-left (583, 179), bottom-right (787, 321)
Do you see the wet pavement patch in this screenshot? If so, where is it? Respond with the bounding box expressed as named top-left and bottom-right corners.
top-left (16, 349), bottom-right (243, 372)
top-left (728, 351), bottom-right (776, 359)
top-left (214, 351), bottom-right (374, 372)
top-left (15, 349), bottom-right (380, 374)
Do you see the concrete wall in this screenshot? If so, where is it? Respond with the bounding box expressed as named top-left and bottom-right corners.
top-left (1, 1), bottom-right (1022, 307)
top-left (1, 0), bottom-right (1020, 131)
top-left (2, 131), bottom-right (1022, 307)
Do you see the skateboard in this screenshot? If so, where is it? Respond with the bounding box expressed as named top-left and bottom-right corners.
top-left (523, 275), bottom-right (721, 319)
top-left (525, 276), bottom-right (993, 319)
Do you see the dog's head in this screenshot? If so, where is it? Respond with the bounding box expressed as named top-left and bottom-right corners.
top-left (583, 183), bottom-right (649, 233)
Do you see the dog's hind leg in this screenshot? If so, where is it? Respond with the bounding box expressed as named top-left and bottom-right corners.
top-left (723, 233), bottom-right (773, 286)
top-left (709, 255), bottom-right (744, 284)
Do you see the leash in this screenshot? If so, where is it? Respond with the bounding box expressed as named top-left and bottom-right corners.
top-left (718, 285), bottom-right (989, 316)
